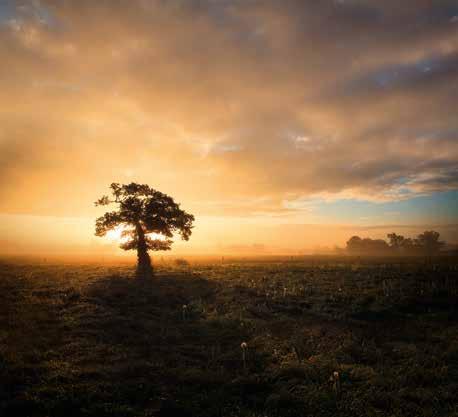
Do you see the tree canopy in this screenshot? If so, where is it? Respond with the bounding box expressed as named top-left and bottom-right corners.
top-left (346, 230), bottom-right (446, 255)
top-left (95, 183), bottom-right (194, 276)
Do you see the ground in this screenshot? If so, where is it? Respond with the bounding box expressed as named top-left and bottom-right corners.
top-left (1, 256), bottom-right (458, 417)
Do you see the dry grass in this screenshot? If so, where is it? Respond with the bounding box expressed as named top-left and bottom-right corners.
top-left (1, 257), bottom-right (457, 416)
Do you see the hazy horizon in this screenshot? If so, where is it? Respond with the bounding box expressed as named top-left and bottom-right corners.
top-left (1, 212), bottom-right (457, 257)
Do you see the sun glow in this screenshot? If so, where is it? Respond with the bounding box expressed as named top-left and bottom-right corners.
top-left (105, 225), bottom-right (166, 243)
top-left (105, 226), bottom-right (129, 243)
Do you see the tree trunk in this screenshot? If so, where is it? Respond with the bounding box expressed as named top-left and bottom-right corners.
top-left (135, 222), bottom-right (153, 278)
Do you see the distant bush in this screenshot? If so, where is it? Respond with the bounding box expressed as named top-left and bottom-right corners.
top-left (346, 230), bottom-right (446, 256)
top-left (174, 258), bottom-right (190, 267)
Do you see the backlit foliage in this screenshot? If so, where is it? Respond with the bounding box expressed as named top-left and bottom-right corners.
top-left (95, 183), bottom-right (194, 275)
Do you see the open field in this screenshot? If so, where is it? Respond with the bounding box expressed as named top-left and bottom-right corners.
top-left (1, 257), bottom-right (458, 417)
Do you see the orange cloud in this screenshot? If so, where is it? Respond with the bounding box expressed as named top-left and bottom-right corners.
top-left (0, 1), bottom-right (457, 253)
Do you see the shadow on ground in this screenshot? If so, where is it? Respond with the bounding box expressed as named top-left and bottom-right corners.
top-left (2, 262), bottom-right (457, 417)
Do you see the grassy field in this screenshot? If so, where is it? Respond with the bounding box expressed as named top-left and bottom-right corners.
top-left (1, 257), bottom-right (458, 417)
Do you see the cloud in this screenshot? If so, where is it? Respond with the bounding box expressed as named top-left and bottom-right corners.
top-left (0, 0), bottom-right (457, 218)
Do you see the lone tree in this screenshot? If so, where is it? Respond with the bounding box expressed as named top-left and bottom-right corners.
top-left (95, 183), bottom-right (194, 277)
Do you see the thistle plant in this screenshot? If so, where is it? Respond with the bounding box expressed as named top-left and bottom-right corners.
top-left (329, 371), bottom-right (341, 399)
top-left (182, 304), bottom-right (188, 321)
top-left (241, 342), bottom-right (248, 371)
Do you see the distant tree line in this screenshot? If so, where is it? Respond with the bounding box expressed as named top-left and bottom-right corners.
top-left (346, 230), bottom-right (445, 256)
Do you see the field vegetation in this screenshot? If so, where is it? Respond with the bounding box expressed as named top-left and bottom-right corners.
top-left (1, 256), bottom-right (458, 416)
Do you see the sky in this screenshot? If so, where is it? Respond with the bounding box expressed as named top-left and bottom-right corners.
top-left (0, 0), bottom-right (457, 256)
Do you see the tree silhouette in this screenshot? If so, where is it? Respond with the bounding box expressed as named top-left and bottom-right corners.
top-left (387, 233), bottom-right (405, 250)
top-left (95, 183), bottom-right (194, 277)
top-left (346, 235), bottom-right (390, 255)
top-left (416, 230), bottom-right (445, 255)
top-left (347, 230), bottom-right (446, 256)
